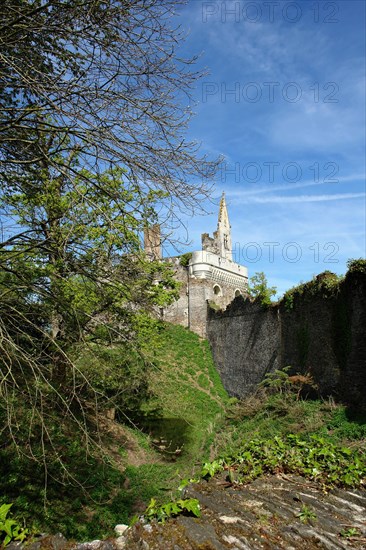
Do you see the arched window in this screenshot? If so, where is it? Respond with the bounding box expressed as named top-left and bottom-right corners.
top-left (213, 284), bottom-right (222, 296)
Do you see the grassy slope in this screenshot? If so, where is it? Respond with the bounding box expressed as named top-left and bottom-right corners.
top-left (141, 323), bottom-right (229, 461)
top-left (2, 323), bottom-right (365, 542)
top-left (0, 323), bottom-right (229, 542)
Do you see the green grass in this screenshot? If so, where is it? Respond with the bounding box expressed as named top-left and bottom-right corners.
top-left (0, 322), bottom-right (228, 542)
top-left (3, 322), bottom-right (365, 543)
top-left (201, 385), bottom-right (366, 493)
top-left (213, 389), bottom-right (366, 460)
top-left (140, 324), bottom-right (229, 462)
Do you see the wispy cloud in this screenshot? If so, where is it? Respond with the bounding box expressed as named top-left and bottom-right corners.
top-left (225, 173), bottom-right (366, 197)
top-left (231, 193), bottom-right (365, 204)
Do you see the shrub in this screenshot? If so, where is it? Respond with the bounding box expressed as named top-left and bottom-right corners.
top-left (179, 253), bottom-right (192, 267)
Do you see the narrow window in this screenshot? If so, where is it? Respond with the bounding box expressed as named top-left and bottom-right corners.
top-left (213, 284), bottom-right (222, 296)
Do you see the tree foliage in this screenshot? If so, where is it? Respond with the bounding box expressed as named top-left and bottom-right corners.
top-left (0, 153), bottom-right (179, 475)
top-left (0, 0), bottom-right (219, 483)
top-left (0, 0), bottom-right (219, 213)
top-left (247, 271), bottom-right (277, 306)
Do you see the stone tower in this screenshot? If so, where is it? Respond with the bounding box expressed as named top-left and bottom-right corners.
top-left (162, 194), bottom-right (248, 337)
top-left (144, 224), bottom-right (162, 260)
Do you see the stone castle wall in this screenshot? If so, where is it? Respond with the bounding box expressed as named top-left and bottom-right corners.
top-left (151, 194), bottom-right (248, 337)
top-left (206, 269), bottom-right (366, 408)
top-left (163, 255), bottom-right (248, 337)
top-left (162, 258), bottom-right (189, 328)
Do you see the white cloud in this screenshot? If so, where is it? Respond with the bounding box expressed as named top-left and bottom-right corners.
top-left (226, 173), bottom-right (365, 197)
top-left (231, 193), bottom-right (365, 204)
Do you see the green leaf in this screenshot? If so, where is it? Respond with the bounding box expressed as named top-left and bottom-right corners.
top-left (0, 504), bottom-right (12, 522)
top-left (178, 499), bottom-right (201, 518)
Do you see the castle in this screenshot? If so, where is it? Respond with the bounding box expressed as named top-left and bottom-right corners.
top-left (145, 194), bottom-right (248, 337)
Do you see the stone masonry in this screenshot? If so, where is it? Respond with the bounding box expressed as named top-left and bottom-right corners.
top-left (158, 194), bottom-right (248, 337)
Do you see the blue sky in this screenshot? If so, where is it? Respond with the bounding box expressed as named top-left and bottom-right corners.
top-left (164, 0), bottom-right (366, 297)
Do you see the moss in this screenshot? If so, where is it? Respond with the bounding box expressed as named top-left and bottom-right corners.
top-left (179, 252), bottom-right (192, 267)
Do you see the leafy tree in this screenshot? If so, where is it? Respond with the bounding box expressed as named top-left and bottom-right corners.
top-left (248, 271), bottom-right (277, 306)
top-left (0, 141), bottom-right (182, 485)
top-left (0, 0), bottom-right (220, 214)
top-left (0, 0), bottom-right (220, 482)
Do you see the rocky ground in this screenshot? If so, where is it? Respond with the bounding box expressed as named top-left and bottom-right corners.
top-left (9, 474), bottom-right (366, 550)
top-left (125, 473), bottom-right (366, 550)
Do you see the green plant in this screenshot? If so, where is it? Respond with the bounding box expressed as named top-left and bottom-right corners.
top-left (259, 368), bottom-right (317, 401)
top-left (179, 253), bottom-right (192, 267)
top-left (296, 504), bottom-right (317, 523)
top-left (282, 270), bottom-right (344, 308)
top-left (259, 367), bottom-right (292, 394)
top-left (144, 497), bottom-right (201, 523)
top-left (0, 504), bottom-right (29, 547)
top-left (347, 258), bottom-right (366, 274)
top-left (177, 477), bottom-right (199, 492)
top-left (339, 527), bottom-right (361, 538)
top-left (326, 408), bottom-right (366, 441)
top-left (200, 434), bottom-right (366, 489)
top-left (201, 459), bottom-right (225, 479)
top-left (283, 292), bottom-right (295, 310)
top-left (247, 272), bottom-right (277, 306)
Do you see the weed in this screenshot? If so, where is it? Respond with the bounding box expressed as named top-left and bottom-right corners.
top-left (339, 527), bottom-right (362, 538)
top-left (0, 503), bottom-right (29, 547)
top-left (296, 505), bottom-right (317, 524)
top-left (144, 497), bottom-right (200, 523)
top-left (259, 367), bottom-right (292, 394)
top-left (202, 434), bottom-right (366, 489)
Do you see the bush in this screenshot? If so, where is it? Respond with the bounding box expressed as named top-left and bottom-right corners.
top-left (347, 258), bottom-right (366, 274)
top-left (179, 253), bottom-right (192, 267)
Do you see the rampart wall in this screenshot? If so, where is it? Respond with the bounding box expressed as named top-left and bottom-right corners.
top-left (206, 269), bottom-right (366, 408)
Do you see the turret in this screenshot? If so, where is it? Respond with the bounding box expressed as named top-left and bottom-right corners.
top-left (144, 224), bottom-right (162, 260)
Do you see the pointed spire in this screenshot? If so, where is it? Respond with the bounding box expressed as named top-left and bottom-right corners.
top-left (216, 192), bottom-right (232, 260)
top-left (201, 192), bottom-right (233, 260)
top-left (218, 192), bottom-right (230, 227)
